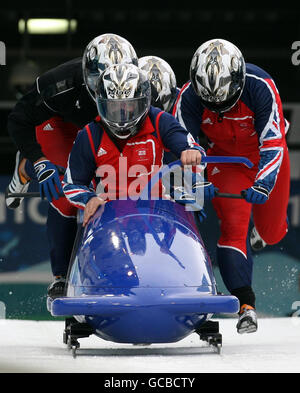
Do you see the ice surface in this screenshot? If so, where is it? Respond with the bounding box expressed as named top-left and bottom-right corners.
top-left (0, 318), bottom-right (299, 373)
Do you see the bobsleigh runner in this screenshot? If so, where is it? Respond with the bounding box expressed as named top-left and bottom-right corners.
top-left (43, 156), bottom-right (253, 357)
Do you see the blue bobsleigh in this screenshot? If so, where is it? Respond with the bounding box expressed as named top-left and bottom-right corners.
top-left (48, 157), bottom-right (253, 356)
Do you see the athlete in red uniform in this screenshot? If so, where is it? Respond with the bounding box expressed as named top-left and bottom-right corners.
top-left (173, 39), bottom-right (290, 334)
top-left (63, 63), bottom-right (203, 226)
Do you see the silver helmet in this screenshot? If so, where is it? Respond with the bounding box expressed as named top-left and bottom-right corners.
top-left (190, 39), bottom-right (246, 113)
top-left (82, 33), bottom-right (138, 101)
top-left (138, 55), bottom-right (177, 113)
top-left (96, 63), bottom-right (151, 139)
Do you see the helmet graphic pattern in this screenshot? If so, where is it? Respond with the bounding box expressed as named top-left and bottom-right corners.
top-left (138, 56), bottom-right (177, 113)
top-left (190, 39), bottom-right (246, 113)
top-left (101, 63), bottom-right (141, 99)
top-left (82, 33), bottom-right (138, 101)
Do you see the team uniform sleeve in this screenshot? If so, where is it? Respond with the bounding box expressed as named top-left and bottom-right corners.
top-left (250, 75), bottom-right (286, 192)
top-left (63, 128), bottom-right (98, 209)
top-left (157, 111), bottom-right (205, 157)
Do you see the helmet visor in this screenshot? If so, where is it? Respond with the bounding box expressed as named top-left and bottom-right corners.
top-left (97, 96), bottom-right (150, 126)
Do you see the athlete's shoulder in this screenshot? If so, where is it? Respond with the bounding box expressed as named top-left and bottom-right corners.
top-left (178, 81), bottom-right (195, 98)
top-left (148, 106), bottom-right (163, 116)
top-left (148, 106), bottom-right (179, 124)
top-left (148, 106), bottom-right (164, 122)
top-left (242, 63), bottom-right (278, 106)
top-left (245, 63), bottom-right (273, 83)
top-left (84, 119), bottom-right (104, 137)
top-left (241, 63), bottom-right (284, 126)
top-left (177, 81), bottom-right (201, 106)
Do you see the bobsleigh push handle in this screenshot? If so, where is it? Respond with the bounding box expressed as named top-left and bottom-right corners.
top-left (201, 155), bottom-right (253, 168)
top-left (140, 155), bottom-right (253, 201)
top-left (165, 156), bottom-right (253, 169)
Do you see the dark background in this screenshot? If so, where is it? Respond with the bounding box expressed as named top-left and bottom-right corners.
top-left (0, 3), bottom-right (300, 172)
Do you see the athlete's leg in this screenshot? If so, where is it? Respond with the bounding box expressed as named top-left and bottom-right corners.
top-left (46, 204), bottom-right (78, 277)
top-left (23, 160), bottom-right (78, 276)
top-left (253, 146), bottom-right (290, 245)
top-left (207, 163), bottom-right (256, 308)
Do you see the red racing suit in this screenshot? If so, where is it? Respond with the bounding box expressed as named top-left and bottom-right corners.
top-left (63, 106), bottom-right (202, 208)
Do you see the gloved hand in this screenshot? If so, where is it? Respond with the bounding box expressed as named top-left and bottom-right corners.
top-left (34, 159), bottom-right (63, 202)
top-left (192, 181), bottom-right (217, 202)
top-left (242, 185), bottom-right (270, 204)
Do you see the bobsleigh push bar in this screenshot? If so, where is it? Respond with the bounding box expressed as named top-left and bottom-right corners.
top-left (6, 156), bottom-right (253, 200)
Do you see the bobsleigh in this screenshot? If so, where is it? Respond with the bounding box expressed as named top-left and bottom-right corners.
top-left (48, 157), bottom-right (253, 357)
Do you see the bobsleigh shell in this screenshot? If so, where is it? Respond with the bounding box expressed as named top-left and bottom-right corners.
top-left (51, 199), bottom-right (239, 344)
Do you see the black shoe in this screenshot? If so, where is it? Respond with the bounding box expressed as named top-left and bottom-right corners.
top-left (47, 277), bottom-right (66, 299)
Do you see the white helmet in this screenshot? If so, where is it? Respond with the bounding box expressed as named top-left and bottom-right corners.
top-left (190, 39), bottom-right (246, 113)
top-left (96, 63), bottom-right (151, 139)
top-left (82, 33), bottom-right (138, 101)
top-left (138, 55), bottom-right (177, 113)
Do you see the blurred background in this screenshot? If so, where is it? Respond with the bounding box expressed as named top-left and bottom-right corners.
top-left (0, 2), bottom-right (299, 319)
